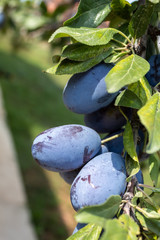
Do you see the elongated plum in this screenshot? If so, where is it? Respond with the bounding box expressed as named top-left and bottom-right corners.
top-left (59, 145), bottom-right (108, 184)
top-left (146, 54), bottom-right (160, 87)
top-left (84, 104), bottom-right (131, 133)
top-left (63, 63), bottom-right (118, 114)
top-left (31, 124), bottom-right (101, 172)
top-left (70, 152), bottom-right (127, 211)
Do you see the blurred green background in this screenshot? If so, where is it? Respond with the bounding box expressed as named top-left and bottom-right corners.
top-left (0, 1), bottom-right (84, 239)
top-left (0, 1), bottom-right (159, 240)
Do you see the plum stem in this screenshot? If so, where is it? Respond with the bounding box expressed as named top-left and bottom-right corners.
top-left (112, 38), bottom-right (127, 47)
top-left (101, 133), bottom-right (123, 144)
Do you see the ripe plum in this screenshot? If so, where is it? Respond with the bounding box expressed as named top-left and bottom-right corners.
top-left (84, 104), bottom-right (130, 133)
top-left (146, 54), bottom-right (160, 87)
top-left (70, 152), bottom-right (127, 211)
top-left (31, 124), bottom-right (101, 172)
top-left (63, 63), bottom-right (118, 114)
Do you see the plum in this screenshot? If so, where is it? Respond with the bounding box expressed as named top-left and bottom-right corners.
top-left (31, 124), bottom-right (101, 172)
top-left (70, 152), bottom-right (127, 211)
top-left (63, 63), bottom-right (118, 114)
top-left (84, 104), bottom-right (131, 133)
top-left (104, 129), bottom-right (144, 157)
top-left (59, 168), bottom-right (81, 185)
top-left (59, 145), bottom-right (108, 184)
top-left (135, 169), bottom-right (143, 185)
top-left (146, 54), bottom-right (160, 87)
top-left (103, 130), bottom-right (124, 156)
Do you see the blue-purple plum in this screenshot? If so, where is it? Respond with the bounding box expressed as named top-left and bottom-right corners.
top-left (104, 130), bottom-right (124, 156)
top-left (70, 152), bottom-right (127, 211)
top-left (104, 129), bottom-right (144, 157)
top-left (84, 104), bottom-right (131, 134)
top-left (72, 223), bottom-right (86, 235)
top-left (31, 124), bottom-right (101, 172)
top-left (59, 168), bottom-right (81, 185)
top-left (98, 145), bottom-right (108, 154)
top-left (63, 63), bottom-right (118, 114)
top-left (135, 169), bottom-right (143, 185)
top-left (146, 55), bottom-right (160, 87)
top-left (59, 145), bottom-right (108, 184)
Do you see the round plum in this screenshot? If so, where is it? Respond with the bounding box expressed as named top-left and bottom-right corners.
top-left (70, 152), bottom-right (127, 211)
top-left (146, 54), bottom-right (160, 87)
top-left (31, 124), bottom-right (101, 172)
top-left (63, 63), bottom-right (118, 114)
top-left (59, 145), bottom-right (108, 184)
top-left (84, 104), bottom-right (131, 133)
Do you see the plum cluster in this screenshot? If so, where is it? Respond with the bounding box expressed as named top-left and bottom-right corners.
top-left (31, 63), bottom-right (144, 235)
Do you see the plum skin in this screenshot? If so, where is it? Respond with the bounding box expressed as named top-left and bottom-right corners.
top-left (84, 104), bottom-right (131, 134)
top-left (146, 54), bottom-right (160, 87)
top-left (63, 63), bottom-right (118, 114)
top-left (59, 145), bottom-right (108, 185)
top-left (70, 152), bottom-right (127, 211)
top-left (31, 124), bottom-right (101, 172)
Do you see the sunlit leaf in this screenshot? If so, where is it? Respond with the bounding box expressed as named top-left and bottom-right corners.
top-left (49, 27), bottom-right (120, 46)
top-left (101, 215), bottom-right (139, 240)
top-left (76, 195), bottom-right (121, 227)
top-left (138, 92), bottom-right (160, 154)
top-left (67, 223), bottom-right (102, 240)
top-left (136, 207), bottom-right (160, 220)
top-left (105, 54), bottom-right (150, 93)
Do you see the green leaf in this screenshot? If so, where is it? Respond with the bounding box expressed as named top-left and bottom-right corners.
top-left (136, 207), bottom-right (160, 220)
top-left (144, 218), bottom-right (160, 237)
top-left (123, 121), bottom-right (140, 179)
top-left (61, 43), bottom-right (114, 61)
top-left (128, 77), bottom-right (152, 106)
top-left (136, 211), bottom-right (160, 237)
top-left (46, 50), bottom-right (112, 75)
top-left (111, 0), bottom-right (131, 20)
top-left (138, 92), bottom-right (160, 154)
top-left (115, 89), bottom-right (142, 109)
top-left (105, 54), bottom-right (150, 93)
top-left (104, 51), bottom-right (129, 64)
top-left (101, 215), bottom-right (139, 240)
top-left (64, 0), bottom-right (111, 28)
top-left (119, 214), bottom-right (140, 238)
top-left (67, 223), bottom-right (102, 240)
top-left (76, 195), bottom-right (121, 227)
top-left (129, 2), bottom-right (155, 39)
top-left (149, 154), bottom-right (159, 186)
top-left (49, 27), bottom-right (120, 46)
top-left (148, 0), bottom-right (160, 4)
